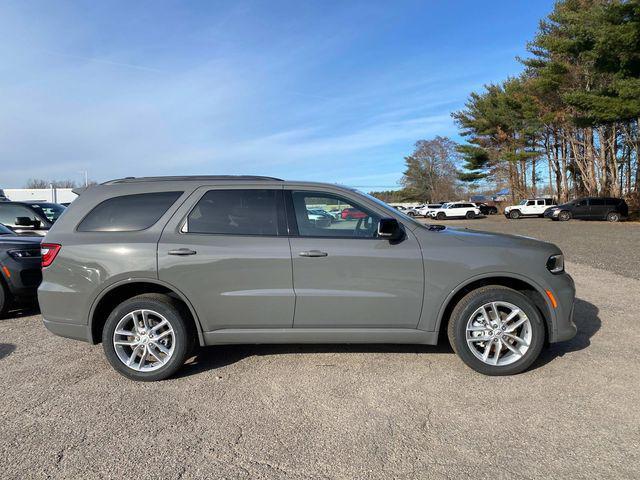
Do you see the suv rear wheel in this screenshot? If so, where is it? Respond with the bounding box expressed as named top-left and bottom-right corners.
top-left (447, 286), bottom-right (545, 376)
top-left (606, 211), bottom-right (620, 222)
top-left (102, 293), bottom-right (192, 381)
top-left (465, 211), bottom-right (475, 219)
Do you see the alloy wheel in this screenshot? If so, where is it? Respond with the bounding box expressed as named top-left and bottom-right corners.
top-left (113, 309), bottom-right (175, 372)
top-left (465, 301), bottom-right (532, 366)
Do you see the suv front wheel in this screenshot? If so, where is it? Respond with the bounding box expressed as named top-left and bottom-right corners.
top-left (509, 210), bottom-right (520, 219)
top-left (102, 293), bottom-right (192, 381)
top-left (447, 286), bottom-right (545, 376)
top-left (558, 211), bottom-right (571, 221)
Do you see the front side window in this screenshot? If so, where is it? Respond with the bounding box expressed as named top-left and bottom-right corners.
top-left (185, 189), bottom-right (281, 236)
top-left (291, 191), bottom-right (381, 238)
top-left (589, 198), bottom-right (605, 206)
top-left (77, 191), bottom-right (182, 232)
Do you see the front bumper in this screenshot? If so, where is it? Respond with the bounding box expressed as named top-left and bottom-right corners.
top-left (547, 272), bottom-right (577, 343)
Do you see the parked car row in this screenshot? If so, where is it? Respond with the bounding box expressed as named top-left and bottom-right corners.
top-left (503, 197), bottom-right (629, 222)
top-left (394, 195), bottom-right (630, 223)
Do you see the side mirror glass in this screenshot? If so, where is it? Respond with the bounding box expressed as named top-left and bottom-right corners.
top-left (377, 218), bottom-right (403, 241)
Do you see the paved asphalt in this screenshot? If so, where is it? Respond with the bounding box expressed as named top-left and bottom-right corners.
top-left (1, 217), bottom-right (639, 479)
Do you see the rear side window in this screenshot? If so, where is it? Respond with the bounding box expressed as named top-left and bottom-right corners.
top-left (77, 192), bottom-right (182, 232)
top-left (185, 189), bottom-right (282, 236)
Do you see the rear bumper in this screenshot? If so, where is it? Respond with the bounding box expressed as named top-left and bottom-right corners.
top-left (42, 317), bottom-right (93, 343)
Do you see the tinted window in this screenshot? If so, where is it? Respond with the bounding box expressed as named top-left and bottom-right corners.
top-left (186, 189), bottom-right (280, 235)
top-left (0, 223), bottom-right (14, 235)
top-left (30, 203), bottom-right (66, 222)
top-left (545, 198), bottom-right (555, 205)
top-left (605, 198), bottom-right (619, 206)
top-left (589, 198), bottom-right (605, 206)
top-left (0, 204), bottom-right (42, 227)
top-left (526, 200), bottom-right (535, 206)
top-left (576, 199), bottom-right (588, 206)
top-left (78, 192), bottom-right (182, 232)
top-left (291, 191), bottom-right (380, 238)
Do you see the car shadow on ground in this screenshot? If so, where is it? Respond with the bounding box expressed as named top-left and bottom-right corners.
top-left (176, 342), bottom-right (454, 379)
top-left (531, 297), bottom-right (601, 370)
top-left (0, 343), bottom-right (16, 360)
top-left (1, 304), bottom-right (40, 320)
top-left (177, 297), bottom-right (599, 378)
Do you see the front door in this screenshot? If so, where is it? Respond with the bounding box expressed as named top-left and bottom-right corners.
top-left (286, 189), bottom-right (424, 329)
top-left (572, 199), bottom-right (590, 219)
top-left (158, 187), bottom-right (295, 331)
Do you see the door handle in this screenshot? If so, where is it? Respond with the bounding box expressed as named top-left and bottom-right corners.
top-left (168, 248), bottom-right (197, 256)
top-left (299, 250), bottom-right (328, 257)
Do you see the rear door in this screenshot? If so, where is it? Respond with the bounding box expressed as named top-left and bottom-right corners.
top-left (158, 186), bottom-right (295, 331)
top-left (286, 188), bottom-right (424, 329)
top-left (588, 198), bottom-right (606, 219)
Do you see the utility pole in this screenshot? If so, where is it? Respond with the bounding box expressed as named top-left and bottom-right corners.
top-left (79, 170), bottom-right (88, 187)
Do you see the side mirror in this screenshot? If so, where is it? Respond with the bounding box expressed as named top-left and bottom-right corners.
top-left (377, 218), bottom-right (403, 241)
top-left (15, 216), bottom-right (34, 227)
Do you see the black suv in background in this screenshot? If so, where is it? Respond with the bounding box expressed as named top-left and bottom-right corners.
top-left (546, 197), bottom-right (629, 222)
top-left (0, 223), bottom-right (41, 316)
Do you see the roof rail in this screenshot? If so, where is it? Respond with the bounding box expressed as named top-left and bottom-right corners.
top-left (102, 175), bottom-right (284, 185)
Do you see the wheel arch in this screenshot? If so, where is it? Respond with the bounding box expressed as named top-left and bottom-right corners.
top-left (89, 278), bottom-right (205, 345)
top-left (435, 274), bottom-right (554, 345)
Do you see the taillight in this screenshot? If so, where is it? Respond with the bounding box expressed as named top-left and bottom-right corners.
top-left (41, 243), bottom-right (61, 268)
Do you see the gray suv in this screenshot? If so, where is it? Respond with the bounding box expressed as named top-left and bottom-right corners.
top-left (39, 176), bottom-right (577, 381)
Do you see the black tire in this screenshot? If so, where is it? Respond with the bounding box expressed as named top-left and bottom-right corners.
top-left (606, 211), bottom-right (620, 222)
top-left (490, 208), bottom-right (497, 215)
top-left (465, 211), bottom-right (475, 219)
top-left (0, 279), bottom-right (9, 318)
top-left (102, 293), bottom-right (193, 381)
top-left (436, 212), bottom-right (446, 220)
top-left (407, 211), bottom-right (415, 217)
top-left (509, 210), bottom-right (520, 219)
top-left (558, 210), bottom-right (571, 221)
top-left (447, 286), bottom-right (545, 376)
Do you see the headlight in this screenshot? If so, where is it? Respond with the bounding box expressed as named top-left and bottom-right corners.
top-left (7, 249), bottom-right (41, 260)
top-left (546, 254), bottom-right (564, 274)
top-left (552, 209), bottom-right (560, 216)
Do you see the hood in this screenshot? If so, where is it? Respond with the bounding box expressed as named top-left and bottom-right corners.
top-left (415, 225), bottom-right (559, 252)
top-left (0, 235), bottom-right (42, 247)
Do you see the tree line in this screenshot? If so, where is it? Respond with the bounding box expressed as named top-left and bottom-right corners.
top-left (24, 178), bottom-right (96, 189)
top-left (372, 0), bottom-right (640, 207)
top-left (454, 0), bottom-right (640, 204)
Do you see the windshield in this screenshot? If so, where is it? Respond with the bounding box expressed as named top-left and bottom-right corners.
top-left (29, 203), bottom-right (66, 222)
top-left (0, 223), bottom-right (14, 235)
top-left (518, 200), bottom-right (527, 205)
top-left (356, 191), bottom-right (423, 228)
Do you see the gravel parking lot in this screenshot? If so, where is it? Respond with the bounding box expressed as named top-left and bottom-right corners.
top-left (1, 217), bottom-right (639, 479)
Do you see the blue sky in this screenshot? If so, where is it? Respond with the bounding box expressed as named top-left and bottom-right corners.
top-left (0, 0), bottom-right (554, 189)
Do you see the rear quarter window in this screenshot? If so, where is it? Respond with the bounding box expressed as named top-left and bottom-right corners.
top-left (77, 191), bottom-right (182, 232)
